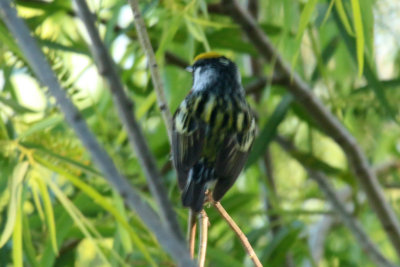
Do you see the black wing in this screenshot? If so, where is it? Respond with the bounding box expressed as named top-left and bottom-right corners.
top-left (172, 98), bottom-right (205, 190)
top-left (213, 113), bottom-right (256, 201)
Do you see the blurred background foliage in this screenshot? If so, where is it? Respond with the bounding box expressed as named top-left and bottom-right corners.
top-left (1, 0), bottom-right (400, 266)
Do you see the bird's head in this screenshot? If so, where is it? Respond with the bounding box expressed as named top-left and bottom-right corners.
top-left (187, 52), bottom-right (242, 92)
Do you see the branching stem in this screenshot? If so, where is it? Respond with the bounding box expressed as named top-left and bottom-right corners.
top-left (213, 202), bottom-right (263, 267)
top-left (198, 210), bottom-right (209, 267)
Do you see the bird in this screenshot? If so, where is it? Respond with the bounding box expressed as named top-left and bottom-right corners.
top-left (172, 52), bottom-right (256, 212)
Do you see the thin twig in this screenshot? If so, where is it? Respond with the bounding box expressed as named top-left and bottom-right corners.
top-left (127, 0), bottom-right (173, 140)
top-left (213, 202), bottom-right (263, 267)
top-left (198, 210), bottom-right (209, 267)
top-left (0, 2), bottom-right (194, 266)
top-left (188, 210), bottom-right (197, 258)
top-left (276, 136), bottom-right (396, 267)
top-left (73, 0), bottom-right (183, 242)
top-left (222, 0), bottom-right (400, 256)
top-left (166, 51), bottom-right (190, 69)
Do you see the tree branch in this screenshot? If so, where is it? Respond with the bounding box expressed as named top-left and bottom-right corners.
top-left (276, 136), bottom-right (396, 267)
top-left (126, 0), bottom-right (173, 140)
top-left (72, 0), bottom-right (184, 243)
top-left (222, 0), bottom-right (400, 256)
top-left (0, 1), bottom-right (193, 266)
top-left (213, 201), bottom-right (263, 267)
top-left (188, 210), bottom-right (197, 258)
top-left (198, 210), bottom-right (209, 267)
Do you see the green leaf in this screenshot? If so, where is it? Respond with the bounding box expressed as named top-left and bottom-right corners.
top-left (113, 193), bottom-right (133, 254)
top-left (0, 23), bottom-right (25, 58)
top-left (184, 17), bottom-right (210, 51)
top-left (44, 178), bottom-right (111, 266)
top-left (39, 194), bottom-right (83, 267)
top-left (332, 7), bottom-right (397, 121)
top-left (261, 221), bottom-right (303, 265)
top-left (311, 36), bottom-right (340, 81)
top-left (36, 178), bottom-right (58, 254)
top-left (207, 247), bottom-right (243, 267)
top-left (136, 91), bottom-right (157, 118)
top-left (39, 39), bottom-right (89, 56)
top-left (320, 0), bottom-right (335, 27)
top-left (12, 193), bottom-right (23, 267)
top-left (358, 0), bottom-right (374, 64)
top-left (0, 162), bottom-right (28, 248)
top-left (35, 156), bottom-right (158, 267)
top-left (22, 213), bottom-right (40, 267)
top-left (18, 115), bottom-right (63, 139)
top-left (156, 15), bottom-right (183, 61)
top-left (0, 96), bottom-right (36, 114)
top-left (350, 0), bottom-right (364, 76)
top-left (352, 79), bottom-right (400, 94)
top-left (21, 142), bottom-right (100, 177)
top-left (334, 0), bottom-right (354, 36)
top-left (296, 0), bottom-right (319, 40)
top-left (247, 94), bottom-right (293, 167)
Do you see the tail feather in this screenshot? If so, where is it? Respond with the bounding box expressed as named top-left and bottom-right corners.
top-left (181, 162), bottom-right (214, 212)
top-left (181, 180), bottom-right (207, 212)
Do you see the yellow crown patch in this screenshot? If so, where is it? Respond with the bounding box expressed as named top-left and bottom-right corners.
top-left (193, 52), bottom-right (222, 63)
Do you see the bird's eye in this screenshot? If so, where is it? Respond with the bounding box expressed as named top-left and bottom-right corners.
top-left (219, 58), bottom-right (229, 66)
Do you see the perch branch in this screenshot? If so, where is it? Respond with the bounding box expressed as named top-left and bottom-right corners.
top-left (166, 51), bottom-right (190, 69)
top-left (188, 210), bottom-right (197, 258)
top-left (276, 136), bottom-right (396, 267)
top-left (213, 201), bottom-right (262, 267)
top-left (127, 0), bottom-right (173, 140)
top-left (73, 0), bottom-right (183, 242)
top-left (222, 0), bottom-right (400, 256)
top-left (198, 210), bottom-right (209, 267)
top-left (0, 1), bottom-right (193, 266)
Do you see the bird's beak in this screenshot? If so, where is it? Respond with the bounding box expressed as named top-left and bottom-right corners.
top-left (185, 66), bottom-right (194, 73)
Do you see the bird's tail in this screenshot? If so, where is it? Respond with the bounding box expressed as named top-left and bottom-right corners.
top-left (181, 162), bottom-right (214, 212)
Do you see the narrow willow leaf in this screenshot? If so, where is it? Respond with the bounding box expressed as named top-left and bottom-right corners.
top-left (0, 96), bottom-right (36, 114)
top-left (358, 0), bottom-right (374, 64)
top-left (350, 0), bottom-right (364, 76)
top-left (155, 14), bottom-right (183, 61)
top-left (45, 178), bottom-right (111, 266)
top-left (296, 0), bottom-right (319, 40)
top-left (30, 179), bottom-right (45, 222)
top-left (321, 0), bottom-right (335, 27)
top-left (184, 17), bottom-right (210, 51)
top-left (36, 178), bottom-right (58, 254)
top-left (136, 91), bottom-right (157, 119)
top-left (18, 115), bottom-right (63, 139)
top-left (35, 156), bottom-right (157, 267)
top-left (22, 213), bottom-right (40, 267)
top-left (12, 194), bottom-right (23, 267)
top-left (247, 94), bottom-right (293, 167)
top-left (39, 39), bottom-right (89, 55)
top-left (283, 0), bottom-right (294, 33)
top-left (22, 142), bottom-right (100, 177)
top-left (39, 194), bottom-right (83, 266)
top-left (311, 36), bottom-right (340, 81)
top-left (207, 247), bottom-right (243, 267)
top-left (185, 16), bottom-right (235, 29)
top-left (352, 78), bottom-right (400, 94)
top-left (261, 222), bottom-right (303, 264)
top-left (332, 7), bottom-right (396, 120)
top-left (0, 23), bottom-right (24, 58)
top-left (113, 193), bottom-right (133, 254)
top-left (334, 0), bottom-right (354, 36)
top-left (0, 162), bottom-right (28, 248)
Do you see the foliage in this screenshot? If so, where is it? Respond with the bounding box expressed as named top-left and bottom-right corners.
top-left (1, 0), bottom-right (400, 266)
